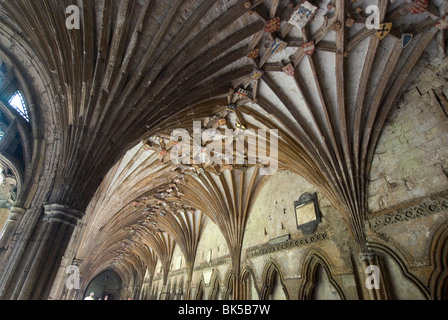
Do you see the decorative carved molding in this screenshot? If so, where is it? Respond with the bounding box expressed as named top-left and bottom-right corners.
top-left (7, 206), bottom-right (25, 222)
top-left (368, 190), bottom-right (448, 230)
top-left (169, 267), bottom-right (187, 277)
top-left (193, 255), bottom-right (231, 271)
top-left (246, 232), bottom-right (328, 259)
top-left (43, 204), bottom-right (84, 227)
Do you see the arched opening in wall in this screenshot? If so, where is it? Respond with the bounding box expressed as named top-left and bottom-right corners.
top-left (209, 272), bottom-right (221, 300)
top-left (0, 57), bottom-right (32, 125)
top-left (0, 56), bottom-right (35, 251)
top-left (0, 92), bottom-right (32, 246)
top-left (195, 279), bottom-right (204, 300)
top-left (368, 240), bottom-right (429, 300)
top-left (8, 91), bottom-right (29, 122)
top-left (298, 250), bottom-right (345, 300)
top-left (223, 271), bottom-right (234, 300)
top-left (84, 270), bottom-right (122, 300)
top-left (261, 259), bottom-right (288, 300)
top-left (429, 222), bottom-right (448, 300)
top-left (310, 264), bottom-right (341, 300)
top-left (241, 267), bottom-right (260, 300)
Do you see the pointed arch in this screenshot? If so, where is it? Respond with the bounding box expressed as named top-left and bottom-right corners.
top-left (223, 268), bottom-right (234, 300)
top-left (195, 277), bottom-right (205, 300)
top-left (367, 237), bottom-right (430, 300)
top-left (209, 269), bottom-right (222, 300)
top-left (428, 221), bottom-right (448, 300)
top-left (241, 263), bottom-right (260, 300)
top-left (298, 249), bottom-right (345, 300)
top-left (260, 258), bottom-right (289, 300)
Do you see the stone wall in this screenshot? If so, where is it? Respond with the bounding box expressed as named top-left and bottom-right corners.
top-left (366, 56), bottom-right (448, 300)
top-left (368, 57), bottom-right (448, 213)
top-left (155, 170), bottom-right (361, 300)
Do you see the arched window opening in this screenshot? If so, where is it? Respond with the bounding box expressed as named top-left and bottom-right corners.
top-left (195, 279), bottom-right (204, 300)
top-left (261, 260), bottom-right (288, 300)
top-left (8, 91), bottom-right (29, 122)
top-left (311, 264), bottom-right (341, 300)
top-left (83, 270), bottom-right (122, 300)
top-left (209, 275), bottom-right (221, 300)
top-left (242, 269), bottom-right (260, 300)
top-left (267, 270), bottom-right (287, 300)
top-left (224, 273), bottom-right (234, 300)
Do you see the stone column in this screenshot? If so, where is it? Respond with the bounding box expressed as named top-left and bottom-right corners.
top-left (11, 204), bottom-right (83, 300)
top-left (47, 256), bottom-right (83, 300)
top-left (48, 214), bottom-right (86, 300)
top-left (0, 206), bottom-right (26, 250)
top-left (159, 283), bottom-right (170, 300)
top-left (360, 252), bottom-right (388, 300)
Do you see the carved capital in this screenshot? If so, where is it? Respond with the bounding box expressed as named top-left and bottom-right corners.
top-left (7, 206), bottom-right (25, 222)
top-left (43, 204), bottom-right (84, 227)
top-left (360, 252), bottom-right (379, 266)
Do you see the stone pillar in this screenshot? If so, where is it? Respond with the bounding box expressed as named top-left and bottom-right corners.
top-left (47, 256), bottom-right (82, 300)
top-left (48, 214), bottom-right (86, 300)
top-left (159, 283), bottom-right (170, 300)
top-left (360, 252), bottom-right (389, 300)
top-left (10, 204), bottom-right (83, 300)
top-left (0, 206), bottom-right (26, 250)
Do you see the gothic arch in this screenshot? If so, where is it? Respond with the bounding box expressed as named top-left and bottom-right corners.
top-left (260, 258), bottom-right (289, 300)
top-left (367, 238), bottom-right (430, 300)
top-left (429, 222), bottom-right (448, 300)
top-left (0, 20), bottom-right (59, 210)
top-left (298, 249), bottom-right (345, 300)
top-left (209, 269), bottom-right (222, 300)
top-left (223, 268), bottom-right (234, 300)
top-left (83, 269), bottom-right (122, 300)
top-left (0, 52), bottom-right (35, 239)
top-left (195, 277), bottom-right (205, 300)
top-left (241, 264), bottom-right (260, 300)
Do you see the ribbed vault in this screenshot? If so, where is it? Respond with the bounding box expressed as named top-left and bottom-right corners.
top-left (0, 0), bottom-right (447, 300)
top-left (67, 0), bottom-right (448, 299)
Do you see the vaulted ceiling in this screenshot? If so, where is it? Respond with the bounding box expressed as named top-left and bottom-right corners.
top-left (0, 0), bottom-right (447, 286)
